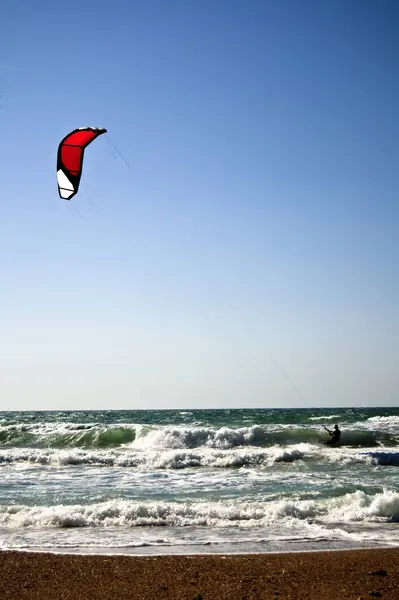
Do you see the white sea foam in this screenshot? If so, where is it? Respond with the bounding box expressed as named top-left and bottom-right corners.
top-left (1, 443), bottom-right (399, 469)
top-left (308, 415), bottom-right (342, 421)
top-left (367, 416), bottom-right (399, 425)
top-left (0, 489), bottom-right (397, 529)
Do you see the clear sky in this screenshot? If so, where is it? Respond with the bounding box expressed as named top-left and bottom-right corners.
top-left (1, 0), bottom-right (399, 410)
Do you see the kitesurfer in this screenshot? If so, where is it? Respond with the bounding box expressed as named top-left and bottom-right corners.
top-left (324, 424), bottom-right (341, 445)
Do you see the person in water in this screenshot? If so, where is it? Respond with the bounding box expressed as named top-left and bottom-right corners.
top-left (324, 424), bottom-right (341, 445)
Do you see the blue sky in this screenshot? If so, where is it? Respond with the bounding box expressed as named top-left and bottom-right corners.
top-left (1, 0), bottom-right (399, 410)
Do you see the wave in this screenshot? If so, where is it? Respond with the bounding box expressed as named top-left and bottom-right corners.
top-left (1, 443), bottom-right (399, 469)
top-left (0, 446), bottom-right (306, 469)
top-left (1, 421), bottom-right (397, 451)
top-left (0, 489), bottom-right (397, 529)
top-left (308, 415), bottom-right (342, 422)
top-left (360, 452), bottom-right (399, 466)
top-left (0, 423), bottom-right (136, 448)
top-left (367, 416), bottom-right (399, 425)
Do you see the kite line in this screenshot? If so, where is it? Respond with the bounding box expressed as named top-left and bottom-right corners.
top-left (100, 135), bottom-right (307, 406)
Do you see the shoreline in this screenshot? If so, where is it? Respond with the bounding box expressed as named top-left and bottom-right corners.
top-left (0, 547), bottom-right (398, 599)
top-left (3, 542), bottom-right (397, 557)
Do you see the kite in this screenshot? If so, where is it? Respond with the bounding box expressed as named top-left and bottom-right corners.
top-left (57, 127), bottom-right (106, 199)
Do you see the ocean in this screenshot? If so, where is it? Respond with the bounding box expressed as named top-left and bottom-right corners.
top-left (0, 407), bottom-right (398, 555)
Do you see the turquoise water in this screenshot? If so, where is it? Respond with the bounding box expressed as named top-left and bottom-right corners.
top-left (0, 407), bottom-right (398, 554)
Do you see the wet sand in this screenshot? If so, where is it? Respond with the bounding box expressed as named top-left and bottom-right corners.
top-left (0, 548), bottom-right (398, 599)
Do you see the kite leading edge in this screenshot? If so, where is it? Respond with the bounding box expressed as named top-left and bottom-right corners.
top-left (57, 127), bottom-right (107, 200)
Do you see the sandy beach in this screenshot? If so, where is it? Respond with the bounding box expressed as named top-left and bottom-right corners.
top-left (0, 548), bottom-right (398, 599)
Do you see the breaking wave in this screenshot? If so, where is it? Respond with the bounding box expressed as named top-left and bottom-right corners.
top-left (0, 421), bottom-right (396, 450)
top-left (1, 444), bottom-right (399, 469)
top-left (0, 489), bottom-right (398, 529)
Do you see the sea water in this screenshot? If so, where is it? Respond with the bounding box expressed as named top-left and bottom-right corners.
top-left (0, 407), bottom-right (398, 555)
